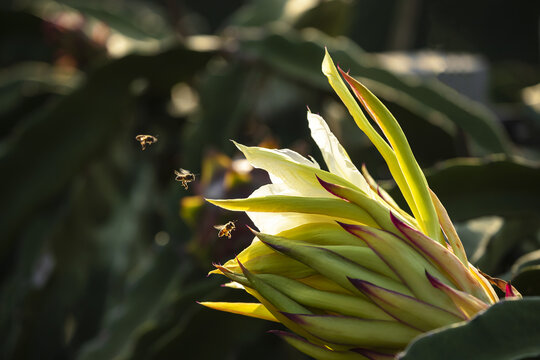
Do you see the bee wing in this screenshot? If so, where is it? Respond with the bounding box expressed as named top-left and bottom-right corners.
top-left (173, 169), bottom-right (181, 176)
top-left (178, 168), bottom-right (191, 175)
top-left (135, 135), bottom-right (144, 141)
top-left (213, 224), bottom-right (225, 230)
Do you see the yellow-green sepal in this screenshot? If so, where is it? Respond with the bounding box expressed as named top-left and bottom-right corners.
top-left (198, 301), bottom-right (279, 322)
top-left (271, 331), bottom-right (372, 360)
top-left (282, 313), bottom-right (421, 348)
top-left (254, 230), bottom-right (411, 296)
top-left (207, 195), bottom-right (379, 227)
top-left (257, 273), bottom-right (393, 320)
top-left (348, 278), bottom-right (463, 331)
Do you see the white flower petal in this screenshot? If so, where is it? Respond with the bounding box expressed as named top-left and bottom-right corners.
top-left (307, 111), bottom-right (371, 196)
top-left (274, 148), bottom-right (320, 168)
top-left (233, 141), bottom-right (335, 197)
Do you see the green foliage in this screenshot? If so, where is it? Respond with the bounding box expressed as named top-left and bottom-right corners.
top-left (1, 0), bottom-right (539, 359)
top-left (399, 298), bottom-right (540, 360)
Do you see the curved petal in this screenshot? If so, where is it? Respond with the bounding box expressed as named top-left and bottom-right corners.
top-left (233, 141), bottom-right (360, 197)
top-left (307, 111), bottom-right (371, 195)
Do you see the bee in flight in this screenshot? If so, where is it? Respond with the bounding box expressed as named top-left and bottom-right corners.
top-left (214, 221), bottom-right (237, 239)
top-left (174, 168), bottom-right (196, 190)
top-left (135, 135), bottom-right (158, 150)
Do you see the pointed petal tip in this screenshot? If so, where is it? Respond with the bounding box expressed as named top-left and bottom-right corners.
top-left (337, 221), bottom-right (364, 233)
top-left (269, 330), bottom-right (308, 343)
top-left (352, 348), bottom-right (395, 359)
top-left (255, 235), bottom-right (288, 253)
top-left (389, 211), bottom-right (408, 228)
top-left (425, 270), bottom-right (441, 288)
top-left (505, 283), bottom-right (517, 298)
top-left (337, 65), bottom-right (351, 76)
top-left (246, 225), bottom-right (258, 235)
top-left (214, 263), bottom-right (232, 275)
top-left (235, 257), bottom-right (245, 268)
top-left (335, 220), bottom-right (349, 230)
top-left (338, 66), bottom-right (354, 81)
top-left (315, 175), bottom-right (339, 196)
top-left (236, 258), bottom-right (252, 278)
top-left (230, 140), bottom-right (247, 152)
top-left (281, 312), bottom-right (306, 324)
top-left (268, 329), bottom-right (291, 337)
top-left (347, 277), bottom-right (370, 292)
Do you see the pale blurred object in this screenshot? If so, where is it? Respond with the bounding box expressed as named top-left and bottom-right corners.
top-left (376, 51), bottom-right (489, 104)
top-left (522, 83), bottom-right (540, 114)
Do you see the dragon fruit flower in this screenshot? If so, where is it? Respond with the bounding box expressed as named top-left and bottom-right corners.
top-left (200, 49), bottom-right (518, 359)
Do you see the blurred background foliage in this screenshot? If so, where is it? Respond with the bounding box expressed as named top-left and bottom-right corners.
top-left (0, 0), bottom-right (539, 359)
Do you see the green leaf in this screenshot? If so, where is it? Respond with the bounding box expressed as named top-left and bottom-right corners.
top-left (291, 0), bottom-right (354, 37)
top-left (512, 266), bottom-right (540, 297)
top-left (512, 250), bottom-right (540, 274)
top-left (472, 217), bottom-right (540, 275)
top-left (0, 45), bottom-right (215, 259)
top-left (227, 0), bottom-right (289, 27)
top-left (399, 298), bottom-right (540, 360)
top-left (181, 63), bottom-right (261, 170)
top-left (388, 157), bottom-right (540, 221)
top-left (77, 251), bottom-right (191, 360)
top-left (45, 0), bottom-right (172, 41)
top-left (237, 27), bottom-right (511, 155)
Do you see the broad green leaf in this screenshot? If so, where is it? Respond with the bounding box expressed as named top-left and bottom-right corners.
top-left (78, 252), bottom-right (191, 360)
top-left (237, 27), bottom-right (511, 155)
top-left (38, 0), bottom-right (172, 41)
top-left (511, 250), bottom-right (540, 274)
top-left (399, 298), bottom-right (540, 360)
top-left (473, 217), bottom-right (540, 274)
top-left (0, 45), bottom-right (215, 259)
top-left (409, 157), bottom-right (540, 221)
top-left (182, 62), bottom-right (261, 170)
top-left (511, 266), bottom-right (540, 297)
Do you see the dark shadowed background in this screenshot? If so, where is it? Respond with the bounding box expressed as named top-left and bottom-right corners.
top-left (1, 0), bottom-right (539, 359)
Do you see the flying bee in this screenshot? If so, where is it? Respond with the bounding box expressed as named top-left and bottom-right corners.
top-left (135, 135), bottom-right (157, 150)
top-left (174, 168), bottom-right (196, 190)
top-left (214, 221), bottom-right (237, 239)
